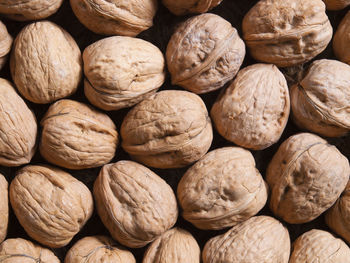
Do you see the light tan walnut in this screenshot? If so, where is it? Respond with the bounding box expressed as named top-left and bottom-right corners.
top-left (0, 173), bottom-right (8, 243)
top-left (333, 11), bottom-right (350, 65)
top-left (0, 21), bottom-right (12, 70)
top-left (323, 0), bottom-right (350, 10)
top-left (162, 0), bottom-right (222, 15)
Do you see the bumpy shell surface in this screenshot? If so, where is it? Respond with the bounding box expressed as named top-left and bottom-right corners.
top-left (323, 0), bottom-right (350, 10)
top-left (166, 13), bottom-right (245, 94)
top-left (143, 228), bottom-right (200, 263)
top-left (9, 165), bottom-right (94, 248)
top-left (267, 133), bottom-right (349, 224)
top-left (0, 174), bottom-right (8, 243)
top-left (202, 216), bottom-right (290, 263)
top-left (10, 21), bottom-right (82, 104)
top-left (162, 0), bottom-right (222, 15)
top-left (93, 161), bottom-right (178, 248)
top-left (83, 36), bottom-right (165, 111)
top-left (333, 11), bottom-right (350, 65)
top-left (65, 236), bottom-right (136, 263)
top-left (0, 21), bottom-right (12, 70)
top-left (121, 90), bottom-right (213, 169)
top-left (0, 238), bottom-right (60, 263)
top-left (211, 64), bottom-right (290, 150)
top-left (70, 0), bottom-right (157, 36)
top-left (289, 229), bottom-right (350, 262)
top-left (178, 147), bottom-right (268, 230)
top-left (242, 0), bottom-right (332, 67)
top-left (0, 79), bottom-right (37, 167)
top-left (40, 99), bottom-right (118, 169)
top-left (291, 59), bottom-right (350, 137)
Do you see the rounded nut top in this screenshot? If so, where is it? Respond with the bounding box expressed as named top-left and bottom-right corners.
top-left (267, 133), bottom-right (349, 224)
top-left (0, 21), bottom-right (12, 70)
top-left (0, 173), bottom-right (8, 243)
top-left (323, 0), bottom-right (350, 10)
top-left (162, 0), bottom-right (222, 16)
top-left (333, 11), bottom-right (350, 65)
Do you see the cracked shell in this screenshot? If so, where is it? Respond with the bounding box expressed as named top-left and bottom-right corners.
top-left (0, 21), bottom-right (12, 70)
top-left (162, 0), bottom-right (222, 15)
top-left (333, 11), bottom-right (350, 65)
top-left (9, 165), bottom-right (93, 248)
top-left (323, 0), bottom-right (350, 9)
top-left (267, 133), bottom-right (349, 224)
top-left (0, 174), bottom-right (8, 243)
top-left (93, 160), bottom-right (178, 248)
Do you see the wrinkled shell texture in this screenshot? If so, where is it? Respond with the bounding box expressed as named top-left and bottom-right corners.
top-left (0, 21), bottom-right (12, 70)
top-left (0, 238), bottom-right (60, 263)
top-left (10, 165), bottom-right (93, 248)
top-left (162, 0), bottom-right (222, 15)
top-left (70, 0), bottom-right (157, 36)
top-left (166, 13), bottom-right (245, 94)
top-left (242, 0), bottom-right (333, 67)
top-left (93, 161), bottom-right (178, 248)
top-left (202, 216), bottom-right (290, 263)
top-left (323, 0), bottom-right (350, 10)
top-left (143, 228), bottom-right (200, 263)
top-left (267, 133), bottom-right (350, 224)
top-left (333, 11), bottom-right (350, 64)
top-left (40, 99), bottom-right (118, 169)
top-left (11, 21), bottom-right (82, 104)
top-left (289, 229), bottom-right (350, 262)
top-left (291, 59), bottom-right (350, 137)
top-left (83, 36), bottom-right (165, 111)
top-left (65, 236), bottom-right (136, 263)
top-left (211, 64), bottom-right (290, 150)
top-left (0, 78), bottom-right (37, 167)
top-left (121, 90), bottom-right (213, 169)
top-left (0, 174), bottom-right (8, 243)
top-left (178, 147), bottom-right (268, 230)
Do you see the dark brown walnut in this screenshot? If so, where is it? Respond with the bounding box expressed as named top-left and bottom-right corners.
top-left (10, 21), bottom-right (82, 104)
top-left (267, 133), bottom-right (349, 224)
top-left (0, 21), bottom-right (12, 70)
top-left (0, 238), bottom-right (60, 263)
top-left (162, 0), bottom-right (222, 15)
top-left (178, 147), bottom-right (268, 230)
top-left (289, 229), bottom-right (350, 262)
top-left (211, 64), bottom-right (290, 150)
top-left (65, 236), bottom-right (136, 263)
top-left (291, 59), bottom-right (350, 137)
top-left (83, 36), bottom-right (165, 111)
top-left (40, 99), bottom-right (118, 170)
top-left (333, 11), bottom-right (350, 65)
top-left (93, 161), bottom-right (178, 248)
top-left (202, 216), bottom-right (290, 263)
top-left (70, 0), bottom-right (157, 36)
top-left (166, 13), bottom-right (245, 94)
top-left (0, 78), bottom-right (37, 167)
top-left (323, 0), bottom-right (350, 10)
top-left (121, 90), bottom-right (213, 169)
top-left (9, 165), bottom-right (94, 248)
top-left (242, 0), bottom-right (333, 67)
top-left (143, 228), bottom-right (200, 263)
top-left (0, 174), bottom-right (8, 243)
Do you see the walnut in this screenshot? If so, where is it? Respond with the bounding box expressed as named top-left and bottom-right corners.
top-left (0, 238), bottom-right (60, 262)
top-left (70, 0), bottom-right (157, 36)
top-left (93, 161), bottom-right (178, 248)
top-left (65, 236), bottom-right (136, 263)
top-left (323, 0), bottom-right (350, 10)
top-left (10, 21), bottom-right (82, 104)
top-left (333, 11), bottom-right (350, 65)
top-left (202, 216), bottom-right (290, 263)
top-left (0, 174), bottom-right (8, 243)
top-left (242, 0), bottom-right (333, 67)
top-left (143, 228), bottom-right (200, 263)
top-left (291, 59), bottom-right (350, 137)
top-left (83, 36), bottom-right (165, 111)
top-left (289, 229), bottom-right (350, 262)
top-left (40, 99), bottom-right (118, 170)
top-left (166, 13), bottom-right (245, 94)
top-left (9, 165), bottom-right (93, 248)
top-left (211, 64), bottom-right (290, 150)
top-left (267, 133), bottom-right (349, 224)
top-left (121, 90), bottom-right (213, 168)
top-left (0, 78), bottom-right (37, 167)
top-left (177, 147), bottom-right (268, 230)
top-left (162, 0), bottom-right (222, 15)
top-left (0, 21), bottom-right (12, 70)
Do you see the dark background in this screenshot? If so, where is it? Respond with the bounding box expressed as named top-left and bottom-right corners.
top-left (0, 0), bottom-right (349, 261)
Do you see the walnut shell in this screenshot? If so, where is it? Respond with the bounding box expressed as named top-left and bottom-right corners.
top-left (162, 0), bottom-right (222, 15)
top-left (0, 78), bottom-right (37, 167)
top-left (9, 165), bottom-right (94, 248)
top-left (93, 161), bottom-right (178, 248)
top-left (211, 64), bottom-right (290, 150)
top-left (267, 133), bottom-right (349, 224)
top-left (202, 216), bottom-right (290, 263)
top-left (0, 238), bottom-right (60, 263)
top-left (178, 147), bottom-right (268, 230)
top-left (143, 228), bottom-right (200, 263)
top-left (166, 13), bottom-right (245, 94)
top-left (333, 11), bottom-right (350, 65)
top-left (291, 59), bottom-right (350, 137)
top-left (70, 0), bottom-right (157, 36)
top-left (121, 90), bottom-right (213, 169)
top-left (65, 236), bottom-right (136, 263)
top-left (10, 21), bottom-right (82, 104)
top-left (83, 36), bottom-right (165, 111)
top-left (0, 173), bottom-right (8, 243)
top-left (242, 0), bottom-right (332, 67)
top-left (0, 21), bottom-right (12, 70)
top-left (323, 0), bottom-right (350, 10)
top-left (289, 229), bottom-right (350, 262)
top-left (40, 99), bottom-right (118, 169)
